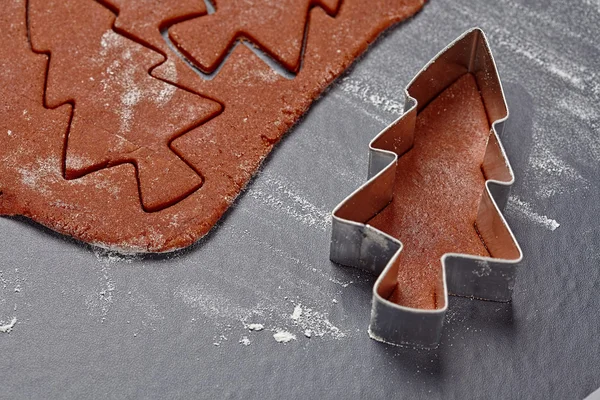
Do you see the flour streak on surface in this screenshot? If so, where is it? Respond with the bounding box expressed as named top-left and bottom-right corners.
top-left (506, 196), bottom-right (560, 231)
top-left (246, 176), bottom-right (331, 231)
top-left (0, 265), bottom-right (27, 335)
top-left (175, 284), bottom-right (255, 322)
top-left (337, 76), bottom-right (405, 115)
top-left (85, 251), bottom-right (120, 321)
top-left (175, 279), bottom-right (350, 346)
top-left (333, 76), bottom-right (404, 125)
top-left (527, 140), bottom-right (590, 199)
top-left (232, 228), bottom-right (355, 292)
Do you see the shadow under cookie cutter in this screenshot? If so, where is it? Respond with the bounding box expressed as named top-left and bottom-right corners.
top-left (329, 28), bottom-right (523, 348)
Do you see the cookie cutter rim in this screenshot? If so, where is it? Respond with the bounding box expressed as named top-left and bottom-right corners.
top-left (329, 27), bottom-right (523, 348)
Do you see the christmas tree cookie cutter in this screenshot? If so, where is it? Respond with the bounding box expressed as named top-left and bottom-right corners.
top-left (329, 28), bottom-right (523, 348)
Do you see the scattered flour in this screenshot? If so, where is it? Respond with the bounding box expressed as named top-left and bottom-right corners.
top-left (84, 249), bottom-right (139, 322)
top-left (247, 323), bottom-right (264, 331)
top-left (98, 30), bottom-right (180, 134)
top-left (457, 13), bottom-right (590, 91)
top-left (328, 277), bottom-right (353, 288)
top-left (337, 76), bottom-right (404, 116)
top-left (273, 330), bottom-right (296, 343)
top-left (239, 336), bottom-right (251, 346)
top-left (287, 303), bottom-right (346, 339)
top-left (154, 57), bottom-right (178, 99)
top-left (506, 196), bottom-right (560, 231)
top-left (175, 285), bottom-right (253, 321)
top-left (235, 230), bottom-right (353, 293)
top-left (527, 133), bottom-right (590, 199)
top-left (0, 317), bottom-right (17, 333)
top-left (291, 304), bottom-right (303, 321)
top-left (246, 176), bottom-right (331, 231)
top-left (472, 261), bottom-right (492, 278)
top-left (557, 96), bottom-right (598, 125)
top-left (65, 154), bottom-right (94, 171)
top-left (176, 282), bottom-right (349, 346)
top-left (17, 156), bottom-right (61, 195)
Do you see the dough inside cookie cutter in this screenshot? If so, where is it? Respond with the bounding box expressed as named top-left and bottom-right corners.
top-left (329, 28), bottom-right (523, 348)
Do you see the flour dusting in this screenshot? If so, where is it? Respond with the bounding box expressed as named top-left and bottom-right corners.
top-left (273, 330), bottom-right (296, 343)
top-left (17, 156), bottom-right (61, 195)
top-left (85, 251), bottom-right (119, 321)
top-left (239, 336), bottom-right (251, 346)
top-left (175, 285), bottom-right (253, 321)
top-left (527, 137), bottom-right (590, 199)
top-left (506, 196), bottom-right (560, 231)
top-left (0, 317), bottom-right (17, 333)
top-left (98, 30), bottom-right (181, 134)
top-left (176, 279), bottom-right (350, 346)
top-left (287, 302), bottom-right (345, 339)
top-left (291, 304), bottom-right (303, 320)
top-left (246, 176), bottom-right (330, 231)
top-left (247, 323), bottom-right (264, 331)
top-left (65, 154), bottom-right (95, 171)
top-left (338, 76), bottom-right (404, 115)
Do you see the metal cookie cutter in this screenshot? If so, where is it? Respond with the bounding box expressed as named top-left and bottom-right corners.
top-left (330, 28), bottom-right (523, 348)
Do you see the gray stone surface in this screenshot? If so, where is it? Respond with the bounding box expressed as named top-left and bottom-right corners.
top-left (1, 0), bottom-right (599, 398)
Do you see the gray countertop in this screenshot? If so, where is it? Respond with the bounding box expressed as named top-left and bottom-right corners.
top-left (1, 0), bottom-right (599, 398)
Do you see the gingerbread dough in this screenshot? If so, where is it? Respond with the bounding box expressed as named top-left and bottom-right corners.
top-left (0, 0), bottom-right (425, 252)
top-left (29, 0), bottom-right (223, 211)
top-left (98, 0), bottom-right (214, 92)
top-left (369, 73), bottom-right (491, 310)
top-left (169, 0), bottom-right (341, 73)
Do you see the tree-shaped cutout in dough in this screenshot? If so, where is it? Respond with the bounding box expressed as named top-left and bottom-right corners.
top-left (96, 0), bottom-right (211, 92)
top-left (169, 0), bottom-right (341, 74)
top-left (99, 0), bottom-right (208, 52)
top-left (0, 0), bottom-right (72, 210)
top-left (368, 73), bottom-right (492, 310)
top-left (29, 0), bottom-right (222, 212)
